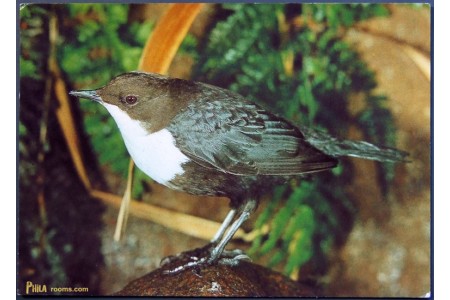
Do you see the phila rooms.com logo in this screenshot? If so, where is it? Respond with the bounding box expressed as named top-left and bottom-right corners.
top-left (22, 281), bottom-right (89, 295)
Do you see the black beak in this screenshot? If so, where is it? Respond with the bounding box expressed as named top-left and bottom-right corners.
top-left (69, 90), bottom-right (102, 103)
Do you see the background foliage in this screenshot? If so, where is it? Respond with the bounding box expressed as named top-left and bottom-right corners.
top-left (19, 3), bottom-right (398, 289)
top-left (191, 3), bottom-right (394, 278)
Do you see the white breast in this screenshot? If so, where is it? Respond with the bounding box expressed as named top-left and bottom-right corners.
top-left (102, 103), bottom-right (190, 185)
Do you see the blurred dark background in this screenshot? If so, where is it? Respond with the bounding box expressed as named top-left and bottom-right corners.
top-left (18, 3), bottom-right (430, 296)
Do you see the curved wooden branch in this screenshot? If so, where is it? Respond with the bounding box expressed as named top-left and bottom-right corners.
top-left (138, 3), bottom-right (204, 74)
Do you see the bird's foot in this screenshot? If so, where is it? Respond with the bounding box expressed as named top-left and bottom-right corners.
top-left (159, 243), bottom-right (211, 267)
top-left (160, 244), bottom-right (251, 275)
top-left (217, 248), bottom-right (251, 266)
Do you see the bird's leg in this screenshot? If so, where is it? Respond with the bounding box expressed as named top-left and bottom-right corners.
top-left (162, 199), bottom-right (256, 274)
top-left (160, 208), bottom-right (237, 267)
top-left (207, 199), bottom-right (257, 265)
top-left (211, 208), bottom-right (237, 244)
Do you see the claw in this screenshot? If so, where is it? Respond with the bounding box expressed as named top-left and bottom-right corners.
top-left (218, 254), bottom-right (251, 266)
top-left (221, 248), bottom-right (245, 258)
top-left (162, 247), bottom-right (249, 275)
top-left (233, 254), bottom-right (251, 262)
top-left (162, 257), bottom-right (207, 275)
top-left (160, 255), bottom-right (176, 266)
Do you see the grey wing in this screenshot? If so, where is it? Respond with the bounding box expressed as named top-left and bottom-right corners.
top-left (167, 99), bottom-right (338, 176)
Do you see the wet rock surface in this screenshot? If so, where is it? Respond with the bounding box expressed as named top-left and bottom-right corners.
top-left (113, 247), bottom-right (317, 297)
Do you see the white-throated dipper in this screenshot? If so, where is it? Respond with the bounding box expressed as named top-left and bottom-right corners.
top-left (70, 71), bottom-right (408, 273)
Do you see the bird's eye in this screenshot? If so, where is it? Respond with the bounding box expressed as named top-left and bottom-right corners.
top-left (124, 95), bottom-right (138, 105)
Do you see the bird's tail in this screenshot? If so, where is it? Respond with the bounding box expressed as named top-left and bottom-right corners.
top-left (302, 127), bottom-right (409, 163)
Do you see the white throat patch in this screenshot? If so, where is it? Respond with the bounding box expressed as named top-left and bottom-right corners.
top-left (102, 103), bottom-right (190, 185)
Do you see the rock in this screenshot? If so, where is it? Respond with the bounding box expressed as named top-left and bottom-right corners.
top-left (113, 247), bottom-right (316, 297)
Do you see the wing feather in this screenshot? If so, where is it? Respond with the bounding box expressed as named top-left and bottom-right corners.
top-left (167, 97), bottom-right (337, 176)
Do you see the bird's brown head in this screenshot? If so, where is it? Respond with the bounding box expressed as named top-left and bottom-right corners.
top-left (70, 71), bottom-right (196, 132)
